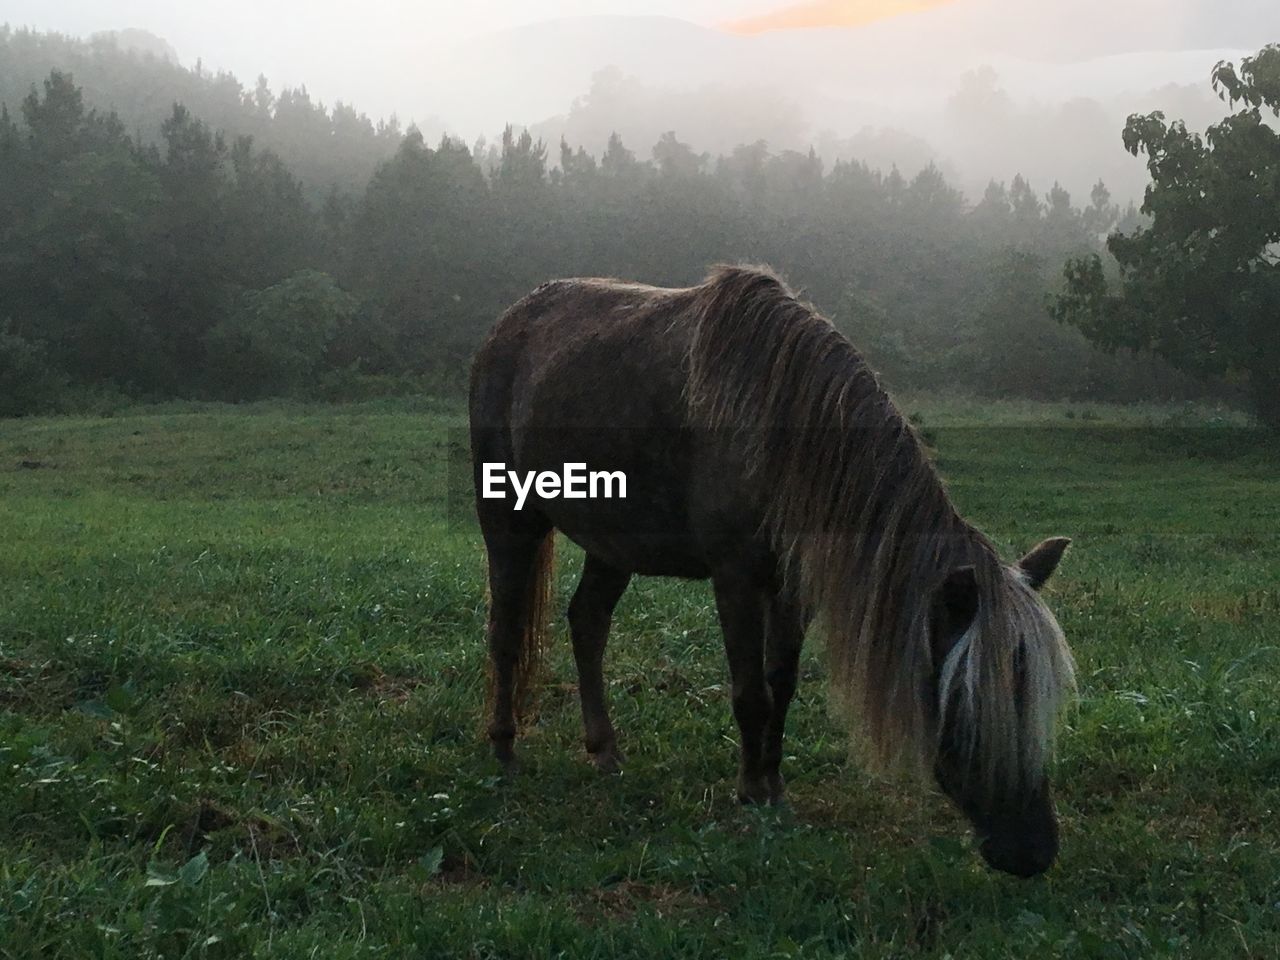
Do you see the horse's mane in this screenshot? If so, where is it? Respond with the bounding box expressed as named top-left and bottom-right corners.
top-left (685, 264), bottom-right (1074, 792)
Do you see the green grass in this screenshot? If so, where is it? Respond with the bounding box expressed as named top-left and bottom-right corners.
top-left (1, 399), bottom-right (1277, 958)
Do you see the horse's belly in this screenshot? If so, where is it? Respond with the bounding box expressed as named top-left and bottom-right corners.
top-left (542, 500), bottom-right (712, 579)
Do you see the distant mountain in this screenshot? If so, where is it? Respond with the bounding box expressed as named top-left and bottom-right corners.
top-left (422, 16), bottom-right (746, 138)
top-left (401, 5), bottom-right (1275, 204)
top-left (418, 5), bottom-right (1276, 140)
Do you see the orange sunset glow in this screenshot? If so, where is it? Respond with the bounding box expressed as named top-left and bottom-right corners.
top-left (723, 0), bottom-right (955, 35)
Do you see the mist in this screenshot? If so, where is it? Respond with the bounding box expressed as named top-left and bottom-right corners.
top-left (6, 0), bottom-right (1278, 202)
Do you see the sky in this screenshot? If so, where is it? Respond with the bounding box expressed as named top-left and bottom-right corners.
top-left (724, 0), bottom-right (953, 34)
top-left (3, 1), bottom-right (788, 46)
top-left (0, 1), bottom-right (786, 107)
top-left (0, 0), bottom-right (978, 125)
top-left (0, 2), bottom-right (1236, 91)
top-left (0, 1), bottom-right (982, 64)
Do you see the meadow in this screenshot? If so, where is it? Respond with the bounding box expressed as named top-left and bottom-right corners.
top-left (0, 398), bottom-right (1277, 958)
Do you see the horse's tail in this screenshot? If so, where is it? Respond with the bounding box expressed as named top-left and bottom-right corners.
top-left (510, 530), bottom-right (556, 723)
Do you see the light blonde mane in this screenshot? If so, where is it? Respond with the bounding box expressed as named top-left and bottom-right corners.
top-left (685, 265), bottom-right (1075, 793)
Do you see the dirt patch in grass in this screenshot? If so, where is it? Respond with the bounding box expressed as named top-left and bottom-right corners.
top-left (160, 799), bottom-right (304, 862)
top-left (352, 664), bottom-right (430, 703)
top-left (578, 880), bottom-right (714, 923)
top-left (0, 658), bottom-right (79, 713)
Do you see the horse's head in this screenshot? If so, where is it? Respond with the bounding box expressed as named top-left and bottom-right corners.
top-left (928, 537), bottom-right (1073, 878)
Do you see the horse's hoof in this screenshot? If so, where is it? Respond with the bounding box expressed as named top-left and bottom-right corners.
top-left (590, 748), bottom-right (624, 774)
top-left (736, 776), bottom-right (772, 806)
top-left (494, 746), bottom-right (521, 778)
top-left (767, 775), bottom-right (787, 806)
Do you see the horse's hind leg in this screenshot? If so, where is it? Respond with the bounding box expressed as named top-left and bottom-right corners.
top-left (761, 594), bottom-right (806, 802)
top-left (568, 555), bottom-right (631, 773)
top-left (481, 516), bottom-right (553, 774)
top-left (712, 571), bottom-right (775, 804)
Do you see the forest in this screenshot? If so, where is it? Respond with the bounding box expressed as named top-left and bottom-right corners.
top-left (0, 25), bottom-right (1256, 417)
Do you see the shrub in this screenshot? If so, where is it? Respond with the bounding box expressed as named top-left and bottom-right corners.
top-left (0, 323), bottom-right (65, 417)
top-left (203, 270), bottom-right (357, 399)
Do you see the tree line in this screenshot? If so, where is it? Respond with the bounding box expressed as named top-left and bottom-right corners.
top-left (3, 32), bottom-right (1273, 423)
top-left (0, 25), bottom-right (402, 199)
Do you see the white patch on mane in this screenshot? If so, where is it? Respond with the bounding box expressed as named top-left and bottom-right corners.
top-left (937, 567), bottom-right (1077, 791)
top-left (937, 620), bottom-right (979, 719)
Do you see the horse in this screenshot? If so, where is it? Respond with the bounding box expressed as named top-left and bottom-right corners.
top-left (468, 265), bottom-right (1076, 878)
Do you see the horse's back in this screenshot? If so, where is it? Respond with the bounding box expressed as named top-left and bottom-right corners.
top-left (470, 277), bottom-right (696, 432)
top-left (469, 277), bottom-right (743, 578)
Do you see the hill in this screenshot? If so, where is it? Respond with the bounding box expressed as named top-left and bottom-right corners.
top-left (415, 2), bottom-right (1280, 136)
top-left (0, 25), bottom-right (402, 197)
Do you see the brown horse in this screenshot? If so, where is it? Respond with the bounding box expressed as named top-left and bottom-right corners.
top-left (469, 265), bottom-right (1076, 878)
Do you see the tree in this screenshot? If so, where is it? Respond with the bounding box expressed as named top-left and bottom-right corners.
top-left (1054, 44), bottom-right (1280, 427)
top-left (346, 132), bottom-right (494, 375)
top-left (204, 270), bottom-right (356, 397)
top-left (652, 131), bottom-right (705, 179)
top-left (496, 125), bottom-right (547, 189)
top-left (556, 136), bottom-right (597, 189)
top-left (600, 131), bottom-right (638, 179)
top-left (0, 321), bottom-right (64, 416)
top-left (224, 135), bottom-right (316, 287)
top-left (0, 72), bottom-right (163, 387)
top-left (141, 103), bottom-right (233, 386)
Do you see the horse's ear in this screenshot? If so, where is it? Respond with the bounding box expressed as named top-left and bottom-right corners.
top-left (1018, 537), bottom-right (1072, 590)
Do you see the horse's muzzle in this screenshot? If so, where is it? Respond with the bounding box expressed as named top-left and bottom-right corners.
top-left (978, 826), bottom-right (1059, 878)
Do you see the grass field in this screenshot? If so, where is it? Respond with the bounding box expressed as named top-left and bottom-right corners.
top-left (1, 398), bottom-right (1278, 958)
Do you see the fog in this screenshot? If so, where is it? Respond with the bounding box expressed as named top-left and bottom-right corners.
top-left (5, 0), bottom-right (1279, 200)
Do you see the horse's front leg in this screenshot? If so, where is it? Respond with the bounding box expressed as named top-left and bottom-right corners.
top-left (568, 555), bottom-right (631, 773)
top-left (712, 571), bottom-right (774, 805)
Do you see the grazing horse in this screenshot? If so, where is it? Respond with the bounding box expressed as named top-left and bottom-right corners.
top-left (469, 265), bottom-right (1076, 878)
